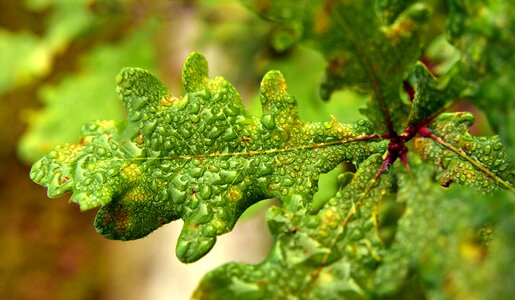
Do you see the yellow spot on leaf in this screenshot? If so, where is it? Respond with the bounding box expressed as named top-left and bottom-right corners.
top-left (121, 163), bottom-right (143, 181)
top-left (125, 186), bottom-right (147, 202)
top-left (227, 186), bottom-right (243, 202)
top-left (386, 19), bottom-right (415, 45)
top-left (134, 133), bottom-right (144, 145)
top-left (160, 94), bottom-right (179, 106)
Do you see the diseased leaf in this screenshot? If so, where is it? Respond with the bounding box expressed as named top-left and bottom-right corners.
top-left (30, 52), bottom-right (387, 263)
top-left (373, 163), bottom-right (464, 295)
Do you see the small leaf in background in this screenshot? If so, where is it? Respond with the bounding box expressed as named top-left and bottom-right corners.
top-left (18, 20), bottom-right (159, 162)
top-left (0, 0), bottom-right (117, 92)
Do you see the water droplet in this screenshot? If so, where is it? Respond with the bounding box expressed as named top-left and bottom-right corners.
top-left (145, 120), bottom-right (158, 134)
top-left (159, 190), bottom-right (170, 201)
top-left (190, 114), bottom-right (200, 123)
top-left (282, 178), bottom-right (294, 187)
top-left (483, 145), bottom-right (492, 155)
top-left (170, 188), bottom-right (186, 203)
top-left (208, 165), bottom-right (220, 173)
top-left (30, 168), bottom-right (44, 182)
top-left (188, 103), bottom-right (200, 114)
top-left (223, 128), bottom-right (238, 141)
top-left (200, 185), bottom-right (212, 199)
top-left (94, 172), bottom-right (106, 183)
top-left (48, 151), bottom-right (58, 159)
top-left (96, 148), bottom-right (106, 156)
top-left (189, 167), bottom-right (204, 178)
top-left (115, 73), bottom-right (123, 84)
top-left (261, 114), bottom-right (275, 130)
top-left (220, 169), bottom-right (240, 184)
top-left (208, 127), bottom-right (223, 139)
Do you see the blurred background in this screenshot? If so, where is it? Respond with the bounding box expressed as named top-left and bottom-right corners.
top-left (0, 0), bottom-right (363, 299)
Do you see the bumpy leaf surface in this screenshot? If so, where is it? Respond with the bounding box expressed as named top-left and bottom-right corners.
top-left (375, 163), bottom-right (515, 299)
top-left (193, 155), bottom-right (393, 299)
top-left (415, 112), bottom-right (514, 191)
top-left (31, 52), bottom-right (386, 262)
top-left (406, 62), bottom-right (450, 127)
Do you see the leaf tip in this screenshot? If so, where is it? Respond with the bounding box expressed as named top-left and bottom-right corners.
top-left (176, 233), bottom-right (217, 263)
top-left (260, 70), bottom-right (297, 110)
top-left (183, 52), bottom-right (209, 92)
top-left (116, 67), bottom-right (168, 113)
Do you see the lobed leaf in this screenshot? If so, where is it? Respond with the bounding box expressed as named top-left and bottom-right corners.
top-left (414, 112), bottom-right (514, 191)
top-left (193, 155), bottom-right (394, 299)
top-left (30, 52), bottom-right (387, 263)
top-left (26, 1), bottom-right (515, 297)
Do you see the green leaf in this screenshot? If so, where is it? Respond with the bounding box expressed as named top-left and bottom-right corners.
top-left (414, 112), bottom-right (514, 191)
top-left (406, 62), bottom-right (450, 127)
top-left (244, 0), bottom-right (429, 132)
top-left (0, 30), bottom-right (41, 92)
top-left (371, 164), bottom-right (458, 295)
top-left (375, 163), bottom-right (515, 298)
top-left (376, 0), bottom-right (418, 24)
top-left (25, 1), bottom-right (515, 297)
top-left (31, 52), bottom-right (387, 263)
top-left (193, 154), bottom-right (394, 299)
